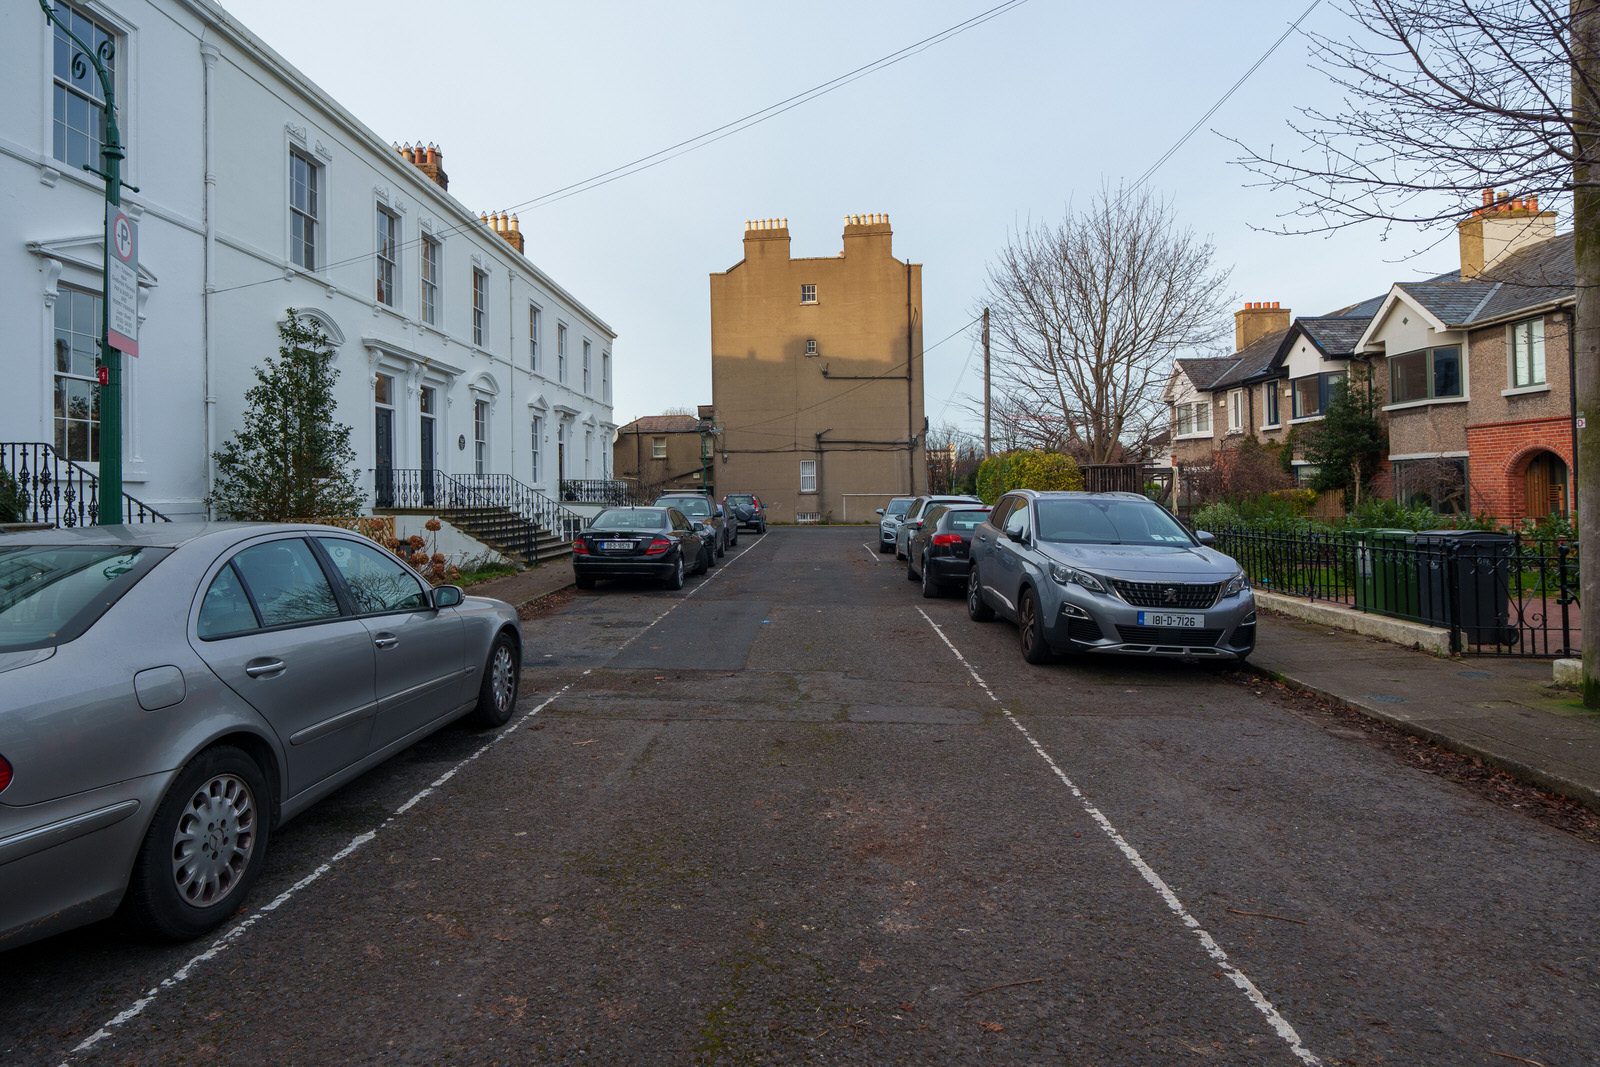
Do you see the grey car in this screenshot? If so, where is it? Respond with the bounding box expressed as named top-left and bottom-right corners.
top-left (966, 491), bottom-right (1255, 664)
top-left (654, 493), bottom-right (733, 555)
top-left (894, 494), bottom-right (981, 559)
top-left (0, 523), bottom-right (522, 951)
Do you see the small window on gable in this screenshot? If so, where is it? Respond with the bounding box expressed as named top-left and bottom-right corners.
top-left (800, 284), bottom-right (817, 304)
top-left (805, 339), bottom-right (818, 356)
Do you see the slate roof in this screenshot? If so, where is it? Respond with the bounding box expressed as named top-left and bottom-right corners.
top-left (1173, 357), bottom-right (1235, 391)
top-left (617, 414), bottom-right (700, 434)
top-left (1295, 316), bottom-right (1370, 358)
top-left (1394, 232), bottom-right (1573, 328)
top-left (1211, 327), bottom-right (1291, 389)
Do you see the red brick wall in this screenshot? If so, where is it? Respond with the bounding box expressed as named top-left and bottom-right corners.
top-left (1465, 416), bottom-right (1574, 522)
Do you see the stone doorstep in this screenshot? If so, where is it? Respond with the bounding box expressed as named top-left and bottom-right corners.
top-left (1253, 590), bottom-right (1453, 656)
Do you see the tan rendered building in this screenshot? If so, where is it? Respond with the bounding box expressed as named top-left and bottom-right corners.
top-left (710, 215), bottom-right (925, 523)
top-left (613, 414), bottom-right (710, 497)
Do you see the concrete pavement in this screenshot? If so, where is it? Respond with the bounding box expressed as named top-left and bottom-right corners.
top-left (1251, 611), bottom-right (1600, 812)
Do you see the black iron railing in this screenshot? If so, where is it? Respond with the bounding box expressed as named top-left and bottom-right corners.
top-left (1211, 527), bottom-right (1579, 658)
top-left (1, 442), bottom-right (172, 527)
top-left (456, 473), bottom-right (587, 541)
top-left (374, 468), bottom-right (586, 543)
top-left (1082, 463), bottom-right (1173, 503)
top-left (559, 478), bottom-right (638, 505)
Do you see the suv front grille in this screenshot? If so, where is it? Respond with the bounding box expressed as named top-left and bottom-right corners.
top-left (1110, 579), bottom-right (1220, 609)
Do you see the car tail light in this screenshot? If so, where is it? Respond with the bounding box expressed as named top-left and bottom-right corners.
top-left (932, 534), bottom-right (962, 547)
top-left (643, 537), bottom-right (671, 556)
top-left (572, 538), bottom-right (590, 555)
top-left (0, 753), bottom-right (11, 794)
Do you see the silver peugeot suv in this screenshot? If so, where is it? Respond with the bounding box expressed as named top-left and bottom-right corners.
top-left (966, 490), bottom-right (1255, 664)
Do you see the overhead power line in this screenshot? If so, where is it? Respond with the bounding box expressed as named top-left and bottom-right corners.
top-left (210, 1), bottom-right (1032, 298)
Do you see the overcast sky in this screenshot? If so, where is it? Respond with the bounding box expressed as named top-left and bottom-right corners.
top-left (222, 0), bottom-right (1468, 433)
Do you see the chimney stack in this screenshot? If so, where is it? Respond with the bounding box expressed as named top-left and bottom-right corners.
top-left (395, 140), bottom-right (449, 190)
top-left (1458, 188), bottom-right (1556, 279)
top-left (1234, 301), bottom-right (1290, 352)
top-left (481, 210), bottom-right (525, 255)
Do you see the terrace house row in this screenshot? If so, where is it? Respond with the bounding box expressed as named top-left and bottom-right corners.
top-left (1167, 192), bottom-right (1575, 524)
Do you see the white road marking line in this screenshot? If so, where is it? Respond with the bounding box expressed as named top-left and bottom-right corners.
top-left (914, 606), bottom-right (1322, 1067)
top-left (61, 679), bottom-right (576, 1066)
top-left (861, 542), bottom-right (883, 562)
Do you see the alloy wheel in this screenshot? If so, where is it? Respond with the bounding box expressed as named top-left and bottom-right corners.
top-left (171, 773), bottom-right (257, 909)
top-left (490, 643), bottom-right (516, 714)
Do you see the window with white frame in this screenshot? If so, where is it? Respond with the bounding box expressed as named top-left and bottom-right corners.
top-left (584, 429), bottom-right (593, 474)
top-left (420, 235), bottom-right (440, 325)
top-left (651, 436), bottom-right (667, 459)
top-left (800, 284), bottom-right (817, 304)
top-left (51, 3), bottom-right (117, 172)
top-left (1510, 318), bottom-right (1546, 388)
top-left (375, 206), bottom-right (399, 307)
top-left (1175, 400), bottom-right (1210, 437)
top-left (799, 459), bottom-right (817, 493)
top-left (582, 339), bottom-right (592, 394)
top-left (1227, 390), bottom-right (1245, 433)
top-left (53, 286), bottom-right (102, 462)
top-left (528, 304), bottom-right (541, 370)
top-left (602, 351), bottom-right (611, 400)
top-left (557, 323), bottom-right (568, 382)
top-left (530, 415), bottom-right (542, 482)
top-left (289, 149), bottom-right (320, 270)
top-left (473, 398), bottom-right (489, 475)
top-left (805, 338), bottom-right (818, 356)
top-left (471, 269), bottom-right (487, 347)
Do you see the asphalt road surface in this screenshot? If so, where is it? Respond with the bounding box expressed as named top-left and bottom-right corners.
top-left (6, 527), bottom-right (1600, 1065)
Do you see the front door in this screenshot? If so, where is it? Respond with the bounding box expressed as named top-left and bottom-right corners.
top-left (419, 395), bottom-right (436, 507)
top-left (1524, 453), bottom-right (1568, 519)
top-left (191, 537), bottom-right (377, 799)
top-left (314, 536), bottom-right (469, 751)
top-left (375, 407), bottom-right (395, 508)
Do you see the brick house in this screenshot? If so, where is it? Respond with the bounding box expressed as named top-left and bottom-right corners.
top-left (613, 414), bottom-right (711, 497)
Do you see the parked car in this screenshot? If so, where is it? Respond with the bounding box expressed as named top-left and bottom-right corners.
top-left (723, 493), bottom-right (767, 534)
top-left (966, 490), bottom-right (1255, 665)
top-left (0, 523), bottom-right (522, 951)
top-left (906, 504), bottom-right (991, 598)
top-left (573, 507), bottom-right (711, 589)
top-left (654, 493), bottom-right (733, 555)
top-left (875, 497), bottom-right (914, 553)
top-left (894, 494), bottom-right (982, 559)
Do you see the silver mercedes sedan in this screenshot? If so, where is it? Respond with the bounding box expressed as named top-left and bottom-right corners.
top-left (0, 523), bottom-right (522, 951)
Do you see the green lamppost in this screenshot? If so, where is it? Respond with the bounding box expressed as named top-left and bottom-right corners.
top-left (41, 0), bottom-right (138, 525)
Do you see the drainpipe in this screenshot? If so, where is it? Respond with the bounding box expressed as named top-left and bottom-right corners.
top-left (200, 39), bottom-right (220, 514)
top-left (816, 429), bottom-right (829, 517)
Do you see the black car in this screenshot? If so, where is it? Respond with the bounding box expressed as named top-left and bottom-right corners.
top-left (906, 504), bottom-right (992, 597)
top-left (654, 493), bottom-right (733, 555)
top-left (723, 492), bottom-right (767, 533)
top-left (572, 507), bottom-right (711, 590)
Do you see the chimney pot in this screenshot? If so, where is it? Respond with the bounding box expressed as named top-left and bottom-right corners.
top-left (1482, 188), bottom-right (1494, 206)
top-left (510, 214), bottom-right (521, 233)
top-left (1530, 196), bottom-right (1540, 211)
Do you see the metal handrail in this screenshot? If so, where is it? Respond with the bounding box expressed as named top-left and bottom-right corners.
top-left (454, 473), bottom-right (587, 541)
top-left (559, 478), bottom-right (639, 506)
top-left (374, 467), bottom-right (587, 543)
top-left (0, 442), bottom-right (172, 526)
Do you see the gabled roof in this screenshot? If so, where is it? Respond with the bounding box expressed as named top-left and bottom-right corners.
top-left (1296, 316), bottom-right (1371, 358)
top-left (1172, 357), bottom-right (1235, 392)
top-left (1211, 327), bottom-right (1291, 389)
top-left (1463, 231), bottom-right (1574, 324)
top-left (618, 414), bottom-right (700, 434)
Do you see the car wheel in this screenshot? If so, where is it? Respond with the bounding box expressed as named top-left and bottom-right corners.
top-left (574, 574), bottom-right (596, 590)
top-left (123, 746), bottom-right (270, 941)
top-left (906, 553), bottom-right (919, 581)
top-left (469, 631), bottom-right (521, 727)
top-left (665, 554), bottom-right (686, 590)
top-left (967, 568), bottom-right (995, 622)
top-left (716, 534), bottom-right (727, 559)
top-left (1018, 588), bottom-right (1053, 665)
top-left (877, 539), bottom-right (892, 554)
top-left (700, 543), bottom-right (714, 573)
top-left (921, 556), bottom-right (942, 599)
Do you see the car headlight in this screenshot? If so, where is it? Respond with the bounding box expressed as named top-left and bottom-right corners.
top-left (1222, 571), bottom-right (1250, 597)
top-left (1049, 562), bottom-right (1107, 593)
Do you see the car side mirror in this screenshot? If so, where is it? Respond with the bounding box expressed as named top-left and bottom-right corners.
top-left (875, 508), bottom-right (885, 516)
top-left (1195, 530), bottom-right (1216, 547)
top-left (433, 585), bottom-right (465, 609)
top-left (1006, 527), bottom-right (1025, 544)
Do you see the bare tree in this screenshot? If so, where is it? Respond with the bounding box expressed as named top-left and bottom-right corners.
top-left (1233, 0), bottom-right (1600, 705)
top-left (925, 424), bottom-right (985, 492)
top-left (981, 186), bottom-right (1233, 464)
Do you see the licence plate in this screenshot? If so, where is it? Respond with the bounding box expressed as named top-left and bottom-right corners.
top-left (1138, 611), bottom-right (1204, 628)
top-left (599, 541), bottom-right (634, 551)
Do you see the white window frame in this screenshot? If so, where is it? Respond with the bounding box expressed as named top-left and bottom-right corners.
top-left (50, 2), bottom-right (120, 173)
top-left (805, 338), bottom-right (818, 356)
top-left (528, 303), bottom-right (541, 370)
top-left (52, 285), bottom-right (104, 463)
top-left (473, 397), bottom-right (489, 475)
top-left (471, 268), bottom-right (487, 347)
top-left (375, 204), bottom-right (399, 307)
top-left (800, 283), bottom-right (817, 304)
top-left (602, 351), bottom-right (611, 401)
top-left (799, 459), bottom-right (817, 493)
top-left (557, 322), bottom-right (568, 382)
top-left (530, 414), bottom-right (542, 483)
top-left (289, 148), bottom-right (321, 271)
top-left (651, 436), bottom-right (667, 459)
top-left (1226, 389), bottom-right (1244, 433)
top-left (582, 339), bottom-right (592, 394)
top-left (1509, 318), bottom-right (1547, 390)
top-left (420, 234), bottom-right (440, 325)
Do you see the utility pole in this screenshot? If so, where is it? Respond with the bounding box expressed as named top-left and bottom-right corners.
top-left (982, 306), bottom-right (992, 455)
top-left (41, 1), bottom-right (138, 525)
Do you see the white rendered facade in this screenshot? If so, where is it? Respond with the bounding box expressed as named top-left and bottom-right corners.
top-left (0, 0), bottom-right (615, 519)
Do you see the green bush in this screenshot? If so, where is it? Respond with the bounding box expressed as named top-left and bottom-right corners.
top-left (1192, 502), bottom-right (1242, 532)
top-left (973, 450), bottom-right (1084, 504)
top-left (0, 467), bottom-right (23, 523)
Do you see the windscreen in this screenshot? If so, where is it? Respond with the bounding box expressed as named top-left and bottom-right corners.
top-left (593, 509), bottom-right (667, 530)
top-left (885, 499), bottom-right (912, 518)
top-left (1034, 499), bottom-right (1194, 546)
top-left (661, 497), bottom-right (710, 518)
top-left (945, 510), bottom-right (990, 532)
top-left (0, 544), bottom-right (168, 652)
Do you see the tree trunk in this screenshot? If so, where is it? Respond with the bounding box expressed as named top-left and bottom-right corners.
top-left (1574, 0), bottom-right (1600, 705)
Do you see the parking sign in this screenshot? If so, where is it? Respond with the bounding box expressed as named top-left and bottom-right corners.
top-left (106, 204), bottom-right (139, 357)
